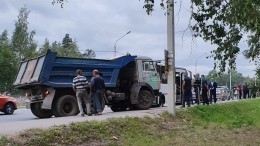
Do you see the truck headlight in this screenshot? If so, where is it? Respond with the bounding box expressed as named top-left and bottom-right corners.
top-left (25, 91), bottom-right (31, 97)
top-left (45, 90), bottom-right (49, 95)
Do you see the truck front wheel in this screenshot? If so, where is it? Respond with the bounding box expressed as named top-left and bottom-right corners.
top-left (135, 90), bottom-right (153, 110)
top-left (31, 102), bottom-right (53, 118)
top-left (55, 95), bottom-right (79, 117)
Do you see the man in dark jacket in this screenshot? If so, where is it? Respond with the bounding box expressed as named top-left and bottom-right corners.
top-left (208, 81), bottom-right (217, 103)
top-left (182, 72), bottom-right (192, 107)
top-left (243, 83), bottom-right (249, 99)
top-left (91, 69), bottom-right (105, 115)
top-left (201, 75), bottom-right (209, 105)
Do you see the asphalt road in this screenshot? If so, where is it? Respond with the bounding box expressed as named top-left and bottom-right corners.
top-left (0, 106), bottom-right (113, 123)
top-left (0, 99), bottom-right (238, 136)
top-left (0, 106), bottom-right (166, 136)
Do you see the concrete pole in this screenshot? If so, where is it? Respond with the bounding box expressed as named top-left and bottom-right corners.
top-left (167, 0), bottom-right (176, 115)
top-left (230, 69), bottom-right (232, 89)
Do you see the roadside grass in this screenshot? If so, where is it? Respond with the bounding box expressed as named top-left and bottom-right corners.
top-left (185, 99), bottom-right (260, 128)
top-left (1, 98), bottom-right (260, 146)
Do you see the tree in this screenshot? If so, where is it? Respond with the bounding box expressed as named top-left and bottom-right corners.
top-left (83, 49), bottom-right (96, 58)
top-left (38, 38), bottom-right (51, 55)
top-left (190, 0), bottom-right (260, 72)
top-left (0, 30), bottom-right (18, 93)
top-left (38, 36), bottom-right (96, 58)
top-left (11, 6), bottom-right (38, 61)
top-left (51, 0), bottom-right (259, 74)
top-left (206, 69), bottom-right (246, 88)
top-left (59, 34), bottom-right (82, 57)
top-left (50, 41), bottom-right (63, 55)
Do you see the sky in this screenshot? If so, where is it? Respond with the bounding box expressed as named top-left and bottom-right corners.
top-left (0, 0), bottom-right (257, 77)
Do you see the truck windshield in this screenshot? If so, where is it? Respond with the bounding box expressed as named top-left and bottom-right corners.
top-left (143, 61), bottom-right (156, 71)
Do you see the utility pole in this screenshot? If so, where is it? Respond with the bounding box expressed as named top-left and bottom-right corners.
top-left (229, 68), bottom-right (232, 89)
top-left (167, 0), bottom-right (176, 115)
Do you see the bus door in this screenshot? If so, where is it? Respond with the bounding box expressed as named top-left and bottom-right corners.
top-left (175, 72), bottom-right (182, 103)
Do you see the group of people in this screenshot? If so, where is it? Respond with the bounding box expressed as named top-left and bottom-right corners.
top-left (236, 83), bottom-right (250, 99)
top-left (72, 69), bottom-right (105, 117)
top-left (182, 73), bottom-right (218, 108)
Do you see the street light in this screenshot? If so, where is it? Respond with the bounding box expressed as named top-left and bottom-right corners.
top-left (195, 53), bottom-right (207, 74)
top-left (113, 31), bottom-right (131, 57)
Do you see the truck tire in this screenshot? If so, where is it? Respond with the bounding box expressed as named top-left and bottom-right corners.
top-left (135, 90), bottom-right (153, 110)
top-left (55, 95), bottom-right (79, 117)
top-left (110, 103), bottom-right (127, 112)
top-left (52, 99), bottom-right (61, 117)
top-left (100, 96), bottom-right (106, 111)
top-left (31, 102), bottom-right (53, 118)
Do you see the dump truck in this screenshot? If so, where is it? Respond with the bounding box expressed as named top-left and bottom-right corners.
top-left (13, 50), bottom-right (165, 118)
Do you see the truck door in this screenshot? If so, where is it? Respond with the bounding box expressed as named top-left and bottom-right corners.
top-left (141, 61), bottom-right (160, 90)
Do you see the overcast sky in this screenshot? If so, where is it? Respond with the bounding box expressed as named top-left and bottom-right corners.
top-left (0, 0), bottom-right (257, 77)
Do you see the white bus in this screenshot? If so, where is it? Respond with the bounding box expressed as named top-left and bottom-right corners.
top-left (157, 64), bottom-right (192, 105)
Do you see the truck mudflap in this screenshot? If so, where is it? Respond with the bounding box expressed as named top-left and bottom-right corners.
top-left (130, 82), bottom-right (154, 105)
top-left (41, 88), bottom-right (55, 109)
top-left (153, 92), bottom-right (165, 107)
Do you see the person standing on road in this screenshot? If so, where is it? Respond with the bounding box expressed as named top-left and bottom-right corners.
top-left (208, 80), bottom-right (217, 104)
top-left (193, 73), bottom-right (201, 105)
top-left (182, 72), bottom-right (192, 107)
top-left (72, 69), bottom-right (91, 117)
top-left (243, 83), bottom-right (249, 99)
top-left (91, 69), bottom-right (105, 115)
top-left (237, 83), bottom-right (242, 99)
top-left (201, 75), bottom-right (209, 105)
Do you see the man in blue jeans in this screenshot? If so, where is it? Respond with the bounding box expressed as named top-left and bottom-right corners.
top-left (90, 69), bottom-right (105, 115)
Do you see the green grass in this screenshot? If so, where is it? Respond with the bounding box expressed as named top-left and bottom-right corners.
top-left (185, 99), bottom-right (260, 127)
top-left (1, 98), bottom-right (260, 146)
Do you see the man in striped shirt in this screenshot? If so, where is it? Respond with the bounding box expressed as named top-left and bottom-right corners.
top-left (72, 69), bottom-right (91, 117)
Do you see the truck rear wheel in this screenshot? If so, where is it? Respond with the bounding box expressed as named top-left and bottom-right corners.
top-left (55, 95), bottom-right (79, 117)
top-left (135, 90), bottom-right (153, 110)
top-left (110, 103), bottom-right (127, 112)
top-left (31, 102), bottom-right (53, 118)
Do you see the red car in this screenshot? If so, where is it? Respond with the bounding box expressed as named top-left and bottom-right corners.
top-left (0, 94), bottom-right (18, 115)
